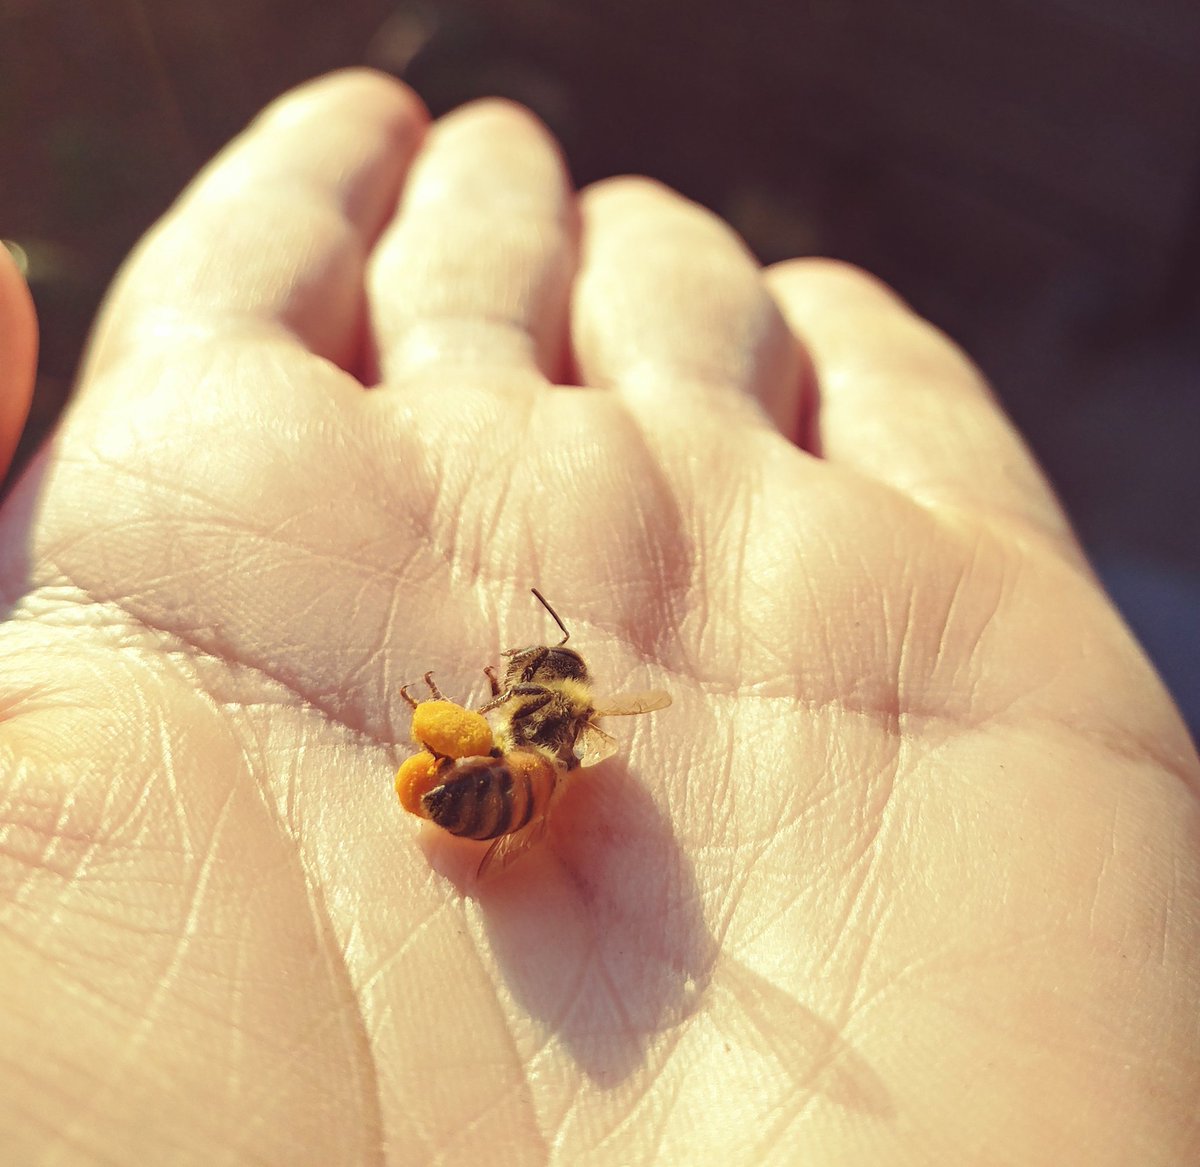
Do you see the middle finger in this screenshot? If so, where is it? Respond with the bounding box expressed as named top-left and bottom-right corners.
top-left (367, 100), bottom-right (576, 389)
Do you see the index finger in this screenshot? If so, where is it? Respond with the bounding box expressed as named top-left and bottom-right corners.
top-left (87, 70), bottom-right (427, 380)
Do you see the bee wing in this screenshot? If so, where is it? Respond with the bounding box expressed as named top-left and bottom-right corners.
top-left (573, 721), bottom-right (620, 768)
top-left (591, 690), bottom-right (672, 717)
top-left (477, 815), bottom-right (550, 880)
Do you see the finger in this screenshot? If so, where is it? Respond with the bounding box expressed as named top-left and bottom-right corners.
top-left (0, 244), bottom-right (37, 477)
top-left (368, 99), bottom-right (575, 389)
top-left (572, 178), bottom-right (801, 435)
top-left (87, 69), bottom-right (427, 379)
top-left (768, 258), bottom-right (1080, 552)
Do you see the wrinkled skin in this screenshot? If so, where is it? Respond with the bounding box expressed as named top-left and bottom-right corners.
top-left (1, 71), bottom-right (1197, 1166)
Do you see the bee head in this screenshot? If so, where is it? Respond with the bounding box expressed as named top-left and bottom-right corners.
top-left (500, 589), bottom-right (589, 685)
top-left (502, 644), bottom-right (589, 685)
top-left (536, 645), bottom-right (588, 683)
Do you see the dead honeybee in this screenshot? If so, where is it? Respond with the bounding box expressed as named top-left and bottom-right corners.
top-left (395, 592), bottom-right (670, 876)
top-left (479, 589), bottom-right (672, 771)
top-left (396, 674), bottom-right (564, 876)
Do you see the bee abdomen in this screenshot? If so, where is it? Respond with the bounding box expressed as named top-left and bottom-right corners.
top-left (421, 753), bottom-right (557, 841)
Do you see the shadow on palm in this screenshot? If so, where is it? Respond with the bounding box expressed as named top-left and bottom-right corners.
top-left (420, 750), bottom-right (890, 1116)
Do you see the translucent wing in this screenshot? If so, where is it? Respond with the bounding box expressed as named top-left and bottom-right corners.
top-left (591, 690), bottom-right (672, 717)
top-left (477, 814), bottom-right (550, 880)
top-left (573, 721), bottom-right (620, 768)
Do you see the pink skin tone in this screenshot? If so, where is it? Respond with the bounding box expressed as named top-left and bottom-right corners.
top-left (0, 71), bottom-right (1197, 1165)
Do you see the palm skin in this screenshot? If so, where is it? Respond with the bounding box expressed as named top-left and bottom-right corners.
top-left (1, 72), bottom-right (1197, 1166)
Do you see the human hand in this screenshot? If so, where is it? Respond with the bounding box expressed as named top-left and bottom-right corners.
top-left (0, 242), bottom-right (36, 477)
top-left (1, 70), bottom-right (1196, 1165)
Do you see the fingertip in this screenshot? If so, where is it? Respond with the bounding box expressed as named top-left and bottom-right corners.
top-left (0, 242), bottom-right (36, 338)
top-left (413, 94), bottom-right (573, 202)
top-left (766, 257), bottom-right (911, 313)
top-left (579, 176), bottom-right (760, 266)
top-left (580, 174), bottom-right (696, 216)
top-left (0, 242), bottom-right (37, 476)
top-left (435, 95), bottom-right (556, 139)
top-left (255, 67), bottom-right (431, 135)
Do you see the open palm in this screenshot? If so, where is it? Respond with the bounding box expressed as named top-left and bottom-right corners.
top-left (2, 72), bottom-right (1197, 1166)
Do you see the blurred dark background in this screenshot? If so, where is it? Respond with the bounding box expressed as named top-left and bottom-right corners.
top-left (2, 0), bottom-right (1198, 733)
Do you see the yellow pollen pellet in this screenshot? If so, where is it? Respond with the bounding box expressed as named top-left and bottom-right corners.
top-left (410, 700), bottom-right (493, 760)
top-left (395, 751), bottom-right (441, 815)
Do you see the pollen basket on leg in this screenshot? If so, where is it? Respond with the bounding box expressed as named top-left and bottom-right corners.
top-left (410, 700), bottom-right (493, 759)
top-left (395, 751), bottom-right (441, 815)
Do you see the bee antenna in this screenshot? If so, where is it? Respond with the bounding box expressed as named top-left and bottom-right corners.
top-left (530, 588), bottom-right (570, 646)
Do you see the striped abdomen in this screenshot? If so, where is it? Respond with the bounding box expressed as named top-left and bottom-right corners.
top-left (421, 751), bottom-right (558, 841)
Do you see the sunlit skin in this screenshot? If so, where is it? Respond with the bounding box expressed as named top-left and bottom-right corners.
top-left (0, 70), bottom-right (1197, 1165)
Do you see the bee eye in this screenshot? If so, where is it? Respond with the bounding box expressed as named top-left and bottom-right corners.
top-left (547, 648), bottom-right (588, 681)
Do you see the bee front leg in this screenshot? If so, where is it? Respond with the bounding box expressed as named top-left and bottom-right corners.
top-left (484, 665), bottom-right (502, 698)
top-left (477, 690), bottom-right (510, 714)
top-left (478, 682), bottom-right (552, 716)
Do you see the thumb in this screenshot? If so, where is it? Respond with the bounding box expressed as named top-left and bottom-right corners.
top-left (0, 243), bottom-right (37, 481)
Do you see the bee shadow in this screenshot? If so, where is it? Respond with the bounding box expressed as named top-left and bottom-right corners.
top-left (424, 762), bottom-right (890, 1115)
top-left (446, 758), bottom-right (716, 1085)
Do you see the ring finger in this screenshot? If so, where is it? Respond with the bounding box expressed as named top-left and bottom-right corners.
top-left (571, 177), bottom-right (803, 436)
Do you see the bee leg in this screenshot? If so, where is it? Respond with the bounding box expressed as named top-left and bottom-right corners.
top-left (478, 682), bottom-right (552, 715)
top-left (484, 665), bottom-right (502, 698)
top-left (423, 671), bottom-right (446, 700)
top-left (508, 683), bottom-right (554, 701)
top-left (516, 647), bottom-right (549, 682)
top-left (400, 683), bottom-right (419, 709)
top-left (480, 683), bottom-right (553, 716)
